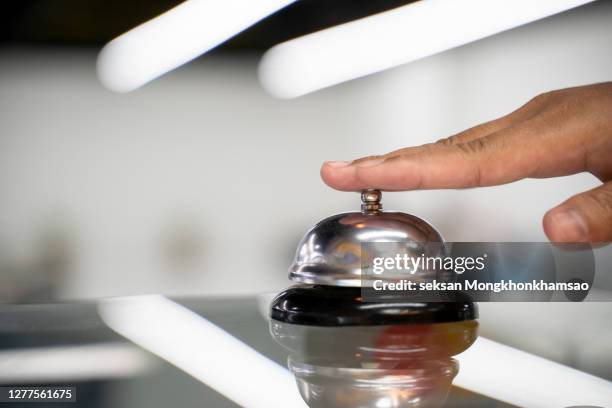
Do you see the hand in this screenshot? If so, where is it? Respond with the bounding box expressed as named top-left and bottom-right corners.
top-left (321, 83), bottom-right (612, 242)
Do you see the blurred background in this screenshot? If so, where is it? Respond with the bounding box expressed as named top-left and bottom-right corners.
top-left (1, 0), bottom-right (612, 396)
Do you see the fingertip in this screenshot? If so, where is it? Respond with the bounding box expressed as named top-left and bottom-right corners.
top-left (543, 206), bottom-right (589, 243)
top-left (320, 161), bottom-right (359, 191)
top-left (542, 209), bottom-right (558, 242)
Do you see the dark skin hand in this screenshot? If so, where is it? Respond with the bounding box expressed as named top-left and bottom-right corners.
top-left (321, 82), bottom-right (612, 243)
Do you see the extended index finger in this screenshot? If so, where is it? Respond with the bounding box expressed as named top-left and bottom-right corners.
top-left (321, 119), bottom-right (587, 191)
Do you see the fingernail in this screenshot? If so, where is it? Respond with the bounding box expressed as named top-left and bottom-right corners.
top-left (354, 158), bottom-right (385, 168)
top-left (549, 208), bottom-right (589, 242)
top-left (325, 161), bottom-right (351, 168)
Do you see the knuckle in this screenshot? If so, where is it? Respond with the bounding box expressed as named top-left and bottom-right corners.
top-left (435, 118), bottom-right (508, 147)
top-left (532, 90), bottom-right (555, 104)
top-left (524, 91), bottom-right (558, 110)
top-left (589, 187), bottom-right (612, 213)
top-left (419, 142), bottom-right (438, 152)
top-left (435, 136), bottom-right (457, 147)
top-left (526, 94), bottom-right (545, 106)
top-left (473, 120), bottom-right (500, 134)
top-left (456, 138), bottom-right (487, 155)
top-left (573, 186), bottom-right (612, 215)
top-left (383, 154), bottom-right (407, 166)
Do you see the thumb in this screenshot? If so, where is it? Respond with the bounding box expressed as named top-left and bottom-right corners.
top-left (544, 181), bottom-right (612, 242)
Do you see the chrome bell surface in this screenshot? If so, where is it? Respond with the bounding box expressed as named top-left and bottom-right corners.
top-left (289, 189), bottom-right (447, 287)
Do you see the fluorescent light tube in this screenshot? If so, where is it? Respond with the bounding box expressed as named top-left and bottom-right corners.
top-left (259, 0), bottom-right (595, 98)
top-left (98, 0), bottom-right (296, 92)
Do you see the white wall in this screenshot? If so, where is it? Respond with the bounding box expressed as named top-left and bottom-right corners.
top-left (0, 1), bottom-right (610, 300)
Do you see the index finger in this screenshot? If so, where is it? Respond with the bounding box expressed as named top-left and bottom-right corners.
top-left (320, 121), bottom-right (586, 191)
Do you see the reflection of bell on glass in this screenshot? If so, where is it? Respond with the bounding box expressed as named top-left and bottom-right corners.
top-left (270, 190), bottom-right (478, 408)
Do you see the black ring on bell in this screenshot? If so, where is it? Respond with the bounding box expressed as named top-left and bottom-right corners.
top-left (270, 284), bottom-right (478, 327)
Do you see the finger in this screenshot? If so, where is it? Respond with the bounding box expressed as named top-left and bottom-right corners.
top-left (346, 114), bottom-right (517, 168)
top-left (381, 95), bottom-right (547, 159)
top-left (321, 142), bottom-right (506, 191)
top-left (543, 182), bottom-right (612, 242)
top-left (322, 105), bottom-right (596, 192)
top-left (322, 116), bottom-right (582, 191)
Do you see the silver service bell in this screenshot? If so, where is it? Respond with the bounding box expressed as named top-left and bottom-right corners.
top-left (289, 189), bottom-right (451, 287)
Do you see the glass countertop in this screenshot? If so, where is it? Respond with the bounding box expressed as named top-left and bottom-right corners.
top-left (0, 297), bottom-right (512, 408)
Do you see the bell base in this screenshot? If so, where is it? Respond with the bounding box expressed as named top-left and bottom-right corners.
top-left (270, 284), bottom-right (477, 326)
